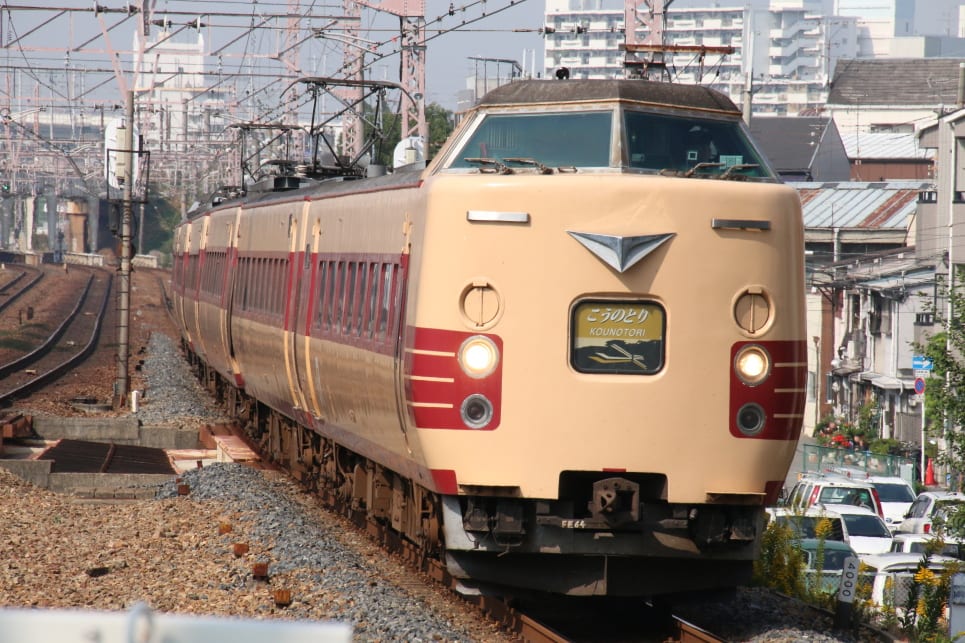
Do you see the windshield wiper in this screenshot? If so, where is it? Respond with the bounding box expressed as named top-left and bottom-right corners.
top-left (720, 164), bottom-right (761, 180)
top-left (463, 157), bottom-right (513, 174)
top-left (504, 157), bottom-right (554, 174)
top-left (683, 162), bottom-right (724, 178)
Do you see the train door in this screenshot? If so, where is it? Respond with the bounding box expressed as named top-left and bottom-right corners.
top-left (283, 210), bottom-right (310, 414)
top-left (193, 216), bottom-right (211, 359)
top-left (391, 233), bottom-right (413, 447)
top-left (172, 224), bottom-right (191, 344)
top-left (219, 220), bottom-right (235, 376)
top-left (298, 219), bottom-right (326, 420)
top-left (224, 211), bottom-right (244, 381)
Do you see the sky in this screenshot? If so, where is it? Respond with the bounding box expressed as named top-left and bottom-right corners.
top-left (373, 0), bottom-right (547, 109)
top-left (0, 0), bottom-right (547, 115)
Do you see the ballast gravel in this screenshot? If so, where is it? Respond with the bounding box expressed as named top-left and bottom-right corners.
top-left (0, 463), bottom-right (514, 642)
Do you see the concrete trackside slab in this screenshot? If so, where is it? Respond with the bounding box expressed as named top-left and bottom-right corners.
top-left (0, 461), bottom-right (171, 496)
top-left (48, 472), bottom-right (171, 497)
top-left (32, 417), bottom-right (140, 442)
top-left (31, 417), bottom-right (200, 450)
top-left (0, 459), bottom-right (51, 488)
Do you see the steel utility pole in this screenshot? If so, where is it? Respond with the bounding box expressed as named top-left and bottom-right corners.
top-left (114, 89), bottom-right (134, 409)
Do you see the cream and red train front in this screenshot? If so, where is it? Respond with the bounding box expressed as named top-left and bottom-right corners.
top-left (402, 80), bottom-right (806, 596)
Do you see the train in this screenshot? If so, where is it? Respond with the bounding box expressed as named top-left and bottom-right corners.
top-left (171, 78), bottom-right (806, 598)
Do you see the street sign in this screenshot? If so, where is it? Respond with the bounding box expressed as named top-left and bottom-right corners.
top-left (913, 355), bottom-right (934, 371)
top-left (915, 378), bottom-right (926, 394)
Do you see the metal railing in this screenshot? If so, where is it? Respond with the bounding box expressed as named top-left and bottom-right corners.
top-left (801, 444), bottom-right (917, 480)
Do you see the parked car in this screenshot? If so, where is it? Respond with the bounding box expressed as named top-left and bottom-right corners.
top-left (896, 491), bottom-right (965, 535)
top-left (863, 475), bottom-right (917, 533)
top-left (768, 505), bottom-right (893, 555)
top-left (890, 533), bottom-right (965, 560)
top-left (859, 552), bottom-right (962, 609)
top-left (799, 538), bottom-right (860, 593)
top-left (784, 475), bottom-right (884, 519)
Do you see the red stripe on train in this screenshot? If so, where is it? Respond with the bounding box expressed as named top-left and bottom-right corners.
top-left (729, 340), bottom-right (807, 440)
top-left (410, 328), bottom-right (503, 431)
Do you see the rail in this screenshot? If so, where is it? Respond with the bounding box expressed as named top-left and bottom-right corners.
top-left (0, 272), bottom-right (112, 404)
top-left (0, 265), bottom-right (43, 315)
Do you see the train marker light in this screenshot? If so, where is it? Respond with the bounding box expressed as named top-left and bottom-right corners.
top-left (734, 344), bottom-right (770, 386)
top-left (736, 403), bottom-right (766, 436)
top-left (459, 335), bottom-right (499, 378)
top-left (461, 394), bottom-right (494, 429)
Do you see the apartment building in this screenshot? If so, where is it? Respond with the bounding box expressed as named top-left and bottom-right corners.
top-left (542, 0), bottom-right (965, 117)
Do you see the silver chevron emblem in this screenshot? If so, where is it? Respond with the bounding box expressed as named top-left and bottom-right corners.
top-left (567, 231), bottom-right (676, 273)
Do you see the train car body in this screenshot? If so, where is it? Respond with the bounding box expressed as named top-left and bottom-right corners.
top-left (171, 79), bottom-right (806, 597)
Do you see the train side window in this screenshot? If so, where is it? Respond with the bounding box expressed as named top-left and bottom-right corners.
top-left (267, 259), bottom-right (274, 314)
top-left (333, 261), bottom-right (346, 334)
top-left (355, 262), bottom-right (368, 336)
top-left (277, 258), bottom-right (287, 316)
top-left (367, 262), bottom-right (379, 338)
top-left (378, 263), bottom-right (394, 340)
top-left (379, 263), bottom-right (396, 340)
top-left (313, 260), bottom-right (328, 329)
top-left (251, 257), bottom-right (261, 311)
top-left (326, 261), bottom-right (339, 330)
top-left (260, 258), bottom-right (268, 312)
top-left (234, 256), bottom-right (244, 310)
top-left (343, 262), bottom-right (358, 334)
top-left (249, 258), bottom-right (258, 311)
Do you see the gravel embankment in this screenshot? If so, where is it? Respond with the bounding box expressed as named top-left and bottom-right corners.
top-left (134, 332), bottom-right (230, 425)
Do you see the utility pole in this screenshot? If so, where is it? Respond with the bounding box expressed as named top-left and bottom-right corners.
top-left (114, 89), bottom-right (134, 409)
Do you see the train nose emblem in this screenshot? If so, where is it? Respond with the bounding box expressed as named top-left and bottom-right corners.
top-left (567, 231), bottom-right (675, 273)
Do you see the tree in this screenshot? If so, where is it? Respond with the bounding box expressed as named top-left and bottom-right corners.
top-left (366, 100), bottom-right (454, 167)
top-left (914, 270), bottom-right (965, 534)
top-left (425, 103), bottom-right (455, 158)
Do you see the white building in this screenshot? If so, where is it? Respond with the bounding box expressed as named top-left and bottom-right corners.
top-left (543, 0), bottom-right (965, 117)
top-left (834, 0), bottom-right (965, 56)
top-left (543, 0), bottom-right (859, 115)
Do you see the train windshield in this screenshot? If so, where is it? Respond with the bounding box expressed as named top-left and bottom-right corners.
top-left (624, 110), bottom-right (773, 179)
top-left (449, 111), bottom-right (612, 169)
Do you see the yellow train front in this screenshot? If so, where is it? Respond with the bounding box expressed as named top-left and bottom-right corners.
top-left (408, 80), bottom-right (805, 596)
top-left (172, 78), bottom-right (806, 598)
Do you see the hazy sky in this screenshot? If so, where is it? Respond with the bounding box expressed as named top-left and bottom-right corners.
top-left (1, 0), bottom-right (547, 114)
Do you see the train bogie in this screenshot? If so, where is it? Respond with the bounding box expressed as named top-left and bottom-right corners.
top-left (172, 79), bottom-right (805, 598)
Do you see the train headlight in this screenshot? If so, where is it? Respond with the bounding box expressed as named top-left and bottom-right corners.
top-left (461, 394), bottom-right (494, 429)
top-left (734, 344), bottom-right (770, 386)
top-left (459, 335), bottom-right (499, 379)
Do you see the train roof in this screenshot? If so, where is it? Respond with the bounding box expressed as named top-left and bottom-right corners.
top-left (475, 79), bottom-right (741, 116)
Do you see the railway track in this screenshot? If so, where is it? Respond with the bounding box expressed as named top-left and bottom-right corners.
top-left (0, 267), bottom-right (113, 404)
top-left (0, 264), bottom-right (43, 316)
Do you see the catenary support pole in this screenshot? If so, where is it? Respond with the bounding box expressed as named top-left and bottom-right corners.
top-left (114, 89), bottom-right (133, 408)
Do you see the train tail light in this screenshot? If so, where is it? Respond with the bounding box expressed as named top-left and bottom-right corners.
top-left (458, 335), bottom-right (500, 378)
top-left (734, 344), bottom-right (771, 386)
top-left (461, 394), bottom-right (494, 429)
top-left (735, 403), bottom-right (766, 437)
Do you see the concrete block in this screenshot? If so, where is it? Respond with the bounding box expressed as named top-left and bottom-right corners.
top-left (0, 459), bottom-right (52, 488)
